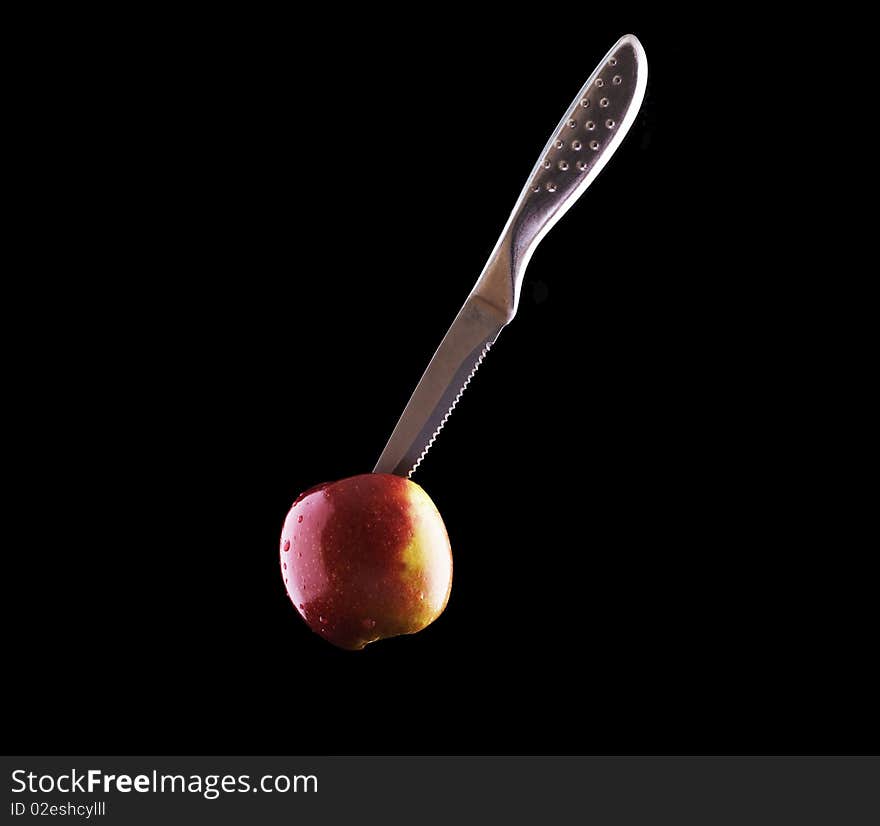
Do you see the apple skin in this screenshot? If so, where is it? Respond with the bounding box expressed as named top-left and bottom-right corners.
top-left (280, 473), bottom-right (452, 650)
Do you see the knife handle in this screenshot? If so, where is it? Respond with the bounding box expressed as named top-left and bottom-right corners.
top-left (472, 34), bottom-right (647, 321)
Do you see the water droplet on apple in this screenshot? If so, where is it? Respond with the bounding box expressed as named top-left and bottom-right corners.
top-left (297, 552), bottom-right (302, 558)
top-left (299, 603), bottom-right (304, 611)
top-left (297, 515), bottom-right (303, 523)
top-left (362, 618), bottom-right (376, 630)
top-left (319, 616), bottom-right (326, 624)
top-left (418, 591), bottom-right (425, 601)
top-left (282, 539), bottom-right (290, 552)
top-left (283, 562), bottom-right (287, 570)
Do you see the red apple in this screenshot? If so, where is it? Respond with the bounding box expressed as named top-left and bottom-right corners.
top-left (280, 473), bottom-right (452, 650)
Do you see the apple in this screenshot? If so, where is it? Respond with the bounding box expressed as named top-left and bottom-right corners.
top-left (280, 473), bottom-right (452, 650)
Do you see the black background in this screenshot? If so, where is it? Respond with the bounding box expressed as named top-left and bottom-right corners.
top-left (6, 15), bottom-right (874, 755)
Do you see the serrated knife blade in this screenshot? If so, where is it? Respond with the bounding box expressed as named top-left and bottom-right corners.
top-left (374, 34), bottom-right (648, 477)
top-left (374, 296), bottom-right (503, 478)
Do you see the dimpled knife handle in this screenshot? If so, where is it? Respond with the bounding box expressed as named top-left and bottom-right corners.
top-left (473, 34), bottom-right (647, 318)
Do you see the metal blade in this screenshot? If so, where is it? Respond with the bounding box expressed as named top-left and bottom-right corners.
top-left (373, 295), bottom-right (506, 477)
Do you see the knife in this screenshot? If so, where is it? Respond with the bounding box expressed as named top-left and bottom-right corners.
top-left (374, 33), bottom-right (648, 477)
